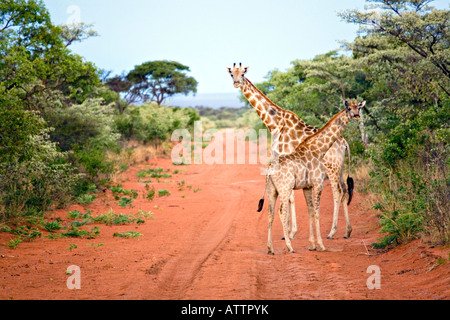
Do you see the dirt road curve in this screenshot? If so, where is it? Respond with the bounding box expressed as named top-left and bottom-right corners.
top-left (0, 141), bottom-right (449, 300)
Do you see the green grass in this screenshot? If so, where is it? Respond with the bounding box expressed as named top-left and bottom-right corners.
top-left (110, 184), bottom-right (138, 200)
top-left (145, 185), bottom-right (156, 201)
top-left (89, 209), bottom-right (144, 226)
top-left (59, 226), bottom-right (101, 239)
top-left (158, 189), bottom-right (171, 197)
top-left (1, 194), bottom-right (155, 248)
top-left (77, 194), bottom-right (96, 205)
top-left (67, 210), bottom-right (84, 219)
top-left (67, 244), bottom-right (78, 251)
top-left (137, 167), bottom-right (172, 179)
top-left (117, 196), bottom-right (134, 208)
top-left (4, 225), bottom-right (43, 247)
top-left (113, 231), bottom-right (143, 238)
top-left (42, 221), bottom-right (63, 232)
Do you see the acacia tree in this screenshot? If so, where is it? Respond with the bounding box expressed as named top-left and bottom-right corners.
top-left (126, 60), bottom-right (198, 105)
top-left (104, 73), bottom-right (135, 114)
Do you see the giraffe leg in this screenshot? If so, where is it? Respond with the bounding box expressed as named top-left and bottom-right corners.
top-left (282, 193), bottom-right (297, 240)
top-left (279, 193), bottom-right (295, 253)
top-left (266, 181), bottom-right (277, 255)
top-left (303, 188), bottom-right (316, 251)
top-left (327, 179), bottom-right (341, 239)
top-left (342, 200), bottom-right (352, 239)
top-left (341, 182), bottom-right (353, 238)
top-left (289, 192), bottom-right (297, 239)
top-left (312, 185), bottom-right (326, 252)
top-left (283, 198), bottom-right (291, 240)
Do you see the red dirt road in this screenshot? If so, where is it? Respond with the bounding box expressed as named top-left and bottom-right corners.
top-left (0, 141), bottom-right (449, 300)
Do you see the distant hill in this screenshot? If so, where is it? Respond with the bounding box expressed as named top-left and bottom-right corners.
top-left (168, 92), bottom-right (246, 109)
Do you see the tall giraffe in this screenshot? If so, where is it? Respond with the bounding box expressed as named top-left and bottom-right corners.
top-left (266, 99), bottom-right (365, 254)
top-left (227, 63), bottom-right (353, 239)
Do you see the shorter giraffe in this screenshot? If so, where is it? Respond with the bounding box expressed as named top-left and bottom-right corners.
top-left (266, 99), bottom-right (365, 254)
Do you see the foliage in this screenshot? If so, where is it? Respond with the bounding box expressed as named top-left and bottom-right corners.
top-left (145, 185), bottom-right (156, 201)
top-left (60, 22), bottom-right (98, 47)
top-left (341, 0), bottom-right (450, 247)
top-left (42, 220), bottom-right (63, 232)
top-left (113, 231), bottom-right (143, 238)
top-left (0, 130), bottom-right (82, 220)
top-left (0, 0), bottom-right (100, 109)
top-left (158, 190), bottom-right (171, 197)
top-left (115, 102), bottom-right (199, 142)
top-left (0, 0), bottom-right (114, 221)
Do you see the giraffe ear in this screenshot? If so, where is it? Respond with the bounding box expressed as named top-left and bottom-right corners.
top-left (243, 67), bottom-right (249, 74)
top-left (227, 67), bottom-right (232, 74)
top-left (343, 100), bottom-right (349, 108)
top-left (358, 100), bottom-right (366, 108)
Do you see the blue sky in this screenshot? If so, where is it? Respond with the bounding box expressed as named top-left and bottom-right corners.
top-left (43, 0), bottom-right (449, 99)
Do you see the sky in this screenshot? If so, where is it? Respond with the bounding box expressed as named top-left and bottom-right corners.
top-left (43, 0), bottom-right (449, 106)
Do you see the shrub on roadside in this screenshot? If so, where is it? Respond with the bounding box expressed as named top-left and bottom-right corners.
top-left (0, 130), bottom-right (82, 221)
top-left (115, 102), bottom-right (200, 143)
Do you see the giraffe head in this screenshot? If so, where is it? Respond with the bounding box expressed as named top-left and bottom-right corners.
top-left (227, 63), bottom-right (249, 88)
top-left (344, 99), bottom-right (366, 119)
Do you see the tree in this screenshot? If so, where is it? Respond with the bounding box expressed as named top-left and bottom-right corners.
top-left (104, 73), bottom-right (137, 114)
top-left (339, 0), bottom-right (450, 96)
top-left (126, 60), bottom-right (198, 105)
top-left (0, 0), bottom-right (101, 110)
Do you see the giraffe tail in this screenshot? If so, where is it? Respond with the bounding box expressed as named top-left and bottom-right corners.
top-left (345, 140), bottom-right (354, 206)
top-left (257, 172), bottom-right (270, 212)
top-left (257, 198), bottom-right (265, 212)
top-left (347, 176), bottom-right (354, 206)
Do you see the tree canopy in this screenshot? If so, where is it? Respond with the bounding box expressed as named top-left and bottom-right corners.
top-left (125, 60), bottom-right (198, 105)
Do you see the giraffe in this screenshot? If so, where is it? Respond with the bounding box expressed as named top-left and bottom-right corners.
top-left (266, 99), bottom-right (365, 254)
top-left (227, 63), bottom-right (353, 239)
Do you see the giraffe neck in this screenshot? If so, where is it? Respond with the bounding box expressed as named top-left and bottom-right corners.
top-left (300, 109), bottom-right (350, 157)
top-left (241, 78), bottom-right (282, 132)
top-left (241, 77), bottom-right (320, 155)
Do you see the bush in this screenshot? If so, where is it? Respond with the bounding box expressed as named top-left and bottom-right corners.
top-left (44, 98), bottom-right (119, 152)
top-left (0, 130), bottom-right (82, 221)
top-left (0, 105), bottom-right (45, 163)
top-left (369, 105), bottom-right (449, 247)
top-left (115, 103), bottom-right (199, 143)
top-left (44, 98), bottom-right (121, 188)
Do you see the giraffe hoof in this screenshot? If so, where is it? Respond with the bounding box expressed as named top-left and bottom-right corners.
top-left (291, 251), bottom-right (295, 254)
top-left (327, 236), bottom-right (334, 240)
top-left (308, 248), bottom-right (316, 251)
top-left (267, 251), bottom-right (275, 255)
top-left (281, 237), bottom-right (285, 240)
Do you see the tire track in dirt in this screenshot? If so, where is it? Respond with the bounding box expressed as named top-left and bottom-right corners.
top-left (154, 163), bottom-right (257, 299)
